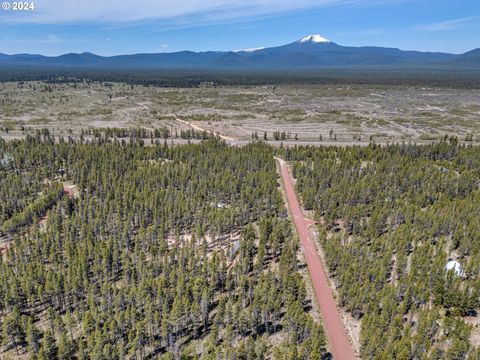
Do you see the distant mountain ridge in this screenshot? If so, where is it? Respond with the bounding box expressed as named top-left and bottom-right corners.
top-left (450, 48), bottom-right (480, 67)
top-left (0, 35), bottom-right (478, 69)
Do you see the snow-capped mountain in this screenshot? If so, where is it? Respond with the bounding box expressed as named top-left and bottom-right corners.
top-left (0, 35), bottom-right (477, 69)
top-left (233, 47), bottom-right (265, 53)
top-left (298, 34), bottom-right (331, 44)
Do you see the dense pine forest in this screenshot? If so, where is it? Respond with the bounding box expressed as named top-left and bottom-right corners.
top-left (4, 133), bottom-right (480, 359)
top-left (0, 136), bottom-right (327, 359)
top-left (1, 68), bottom-right (480, 88)
top-left (286, 139), bottom-right (480, 359)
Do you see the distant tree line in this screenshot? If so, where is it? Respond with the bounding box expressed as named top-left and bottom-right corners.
top-left (1, 67), bottom-right (480, 88)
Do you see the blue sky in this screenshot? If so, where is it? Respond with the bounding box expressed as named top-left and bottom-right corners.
top-left (0, 0), bottom-right (478, 55)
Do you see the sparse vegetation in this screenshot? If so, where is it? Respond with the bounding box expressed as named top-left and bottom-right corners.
top-left (1, 81), bottom-right (479, 144)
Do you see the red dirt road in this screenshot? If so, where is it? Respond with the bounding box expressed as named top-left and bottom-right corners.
top-left (276, 157), bottom-right (356, 360)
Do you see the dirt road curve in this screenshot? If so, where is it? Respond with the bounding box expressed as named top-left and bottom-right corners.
top-left (276, 157), bottom-right (356, 360)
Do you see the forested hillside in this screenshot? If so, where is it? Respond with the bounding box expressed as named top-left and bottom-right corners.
top-left (286, 139), bottom-right (480, 359)
top-left (0, 136), bottom-right (327, 359)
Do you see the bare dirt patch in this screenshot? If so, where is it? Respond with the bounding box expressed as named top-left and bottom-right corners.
top-left (63, 182), bottom-right (80, 199)
top-left (1, 82), bottom-right (479, 145)
top-left (464, 313), bottom-right (480, 347)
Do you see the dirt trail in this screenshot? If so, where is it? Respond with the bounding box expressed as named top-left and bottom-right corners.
top-left (174, 117), bottom-right (237, 141)
top-left (276, 157), bottom-right (357, 360)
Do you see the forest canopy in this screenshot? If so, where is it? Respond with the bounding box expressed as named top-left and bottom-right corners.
top-left (284, 139), bottom-right (480, 359)
top-left (0, 137), bottom-right (327, 359)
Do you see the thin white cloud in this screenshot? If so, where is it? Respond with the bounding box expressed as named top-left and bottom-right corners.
top-left (46, 34), bottom-right (61, 43)
top-left (2, 0), bottom-right (361, 24)
top-left (414, 16), bottom-right (480, 31)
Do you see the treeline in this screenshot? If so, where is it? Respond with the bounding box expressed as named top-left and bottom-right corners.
top-left (1, 182), bottom-right (64, 234)
top-left (82, 127), bottom-right (213, 140)
top-left (251, 132), bottom-right (298, 141)
top-left (2, 126), bottom-right (213, 142)
top-left (0, 138), bottom-right (328, 359)
top-left (282, 139), bottom-right (480, 359)
top-left (1, 66), bottom-right (480, 88)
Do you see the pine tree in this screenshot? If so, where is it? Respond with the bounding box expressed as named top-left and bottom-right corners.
top-left (2, 308), bottom-right (25, 356)
top-left (38, 330), bottom-right (58, 360)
